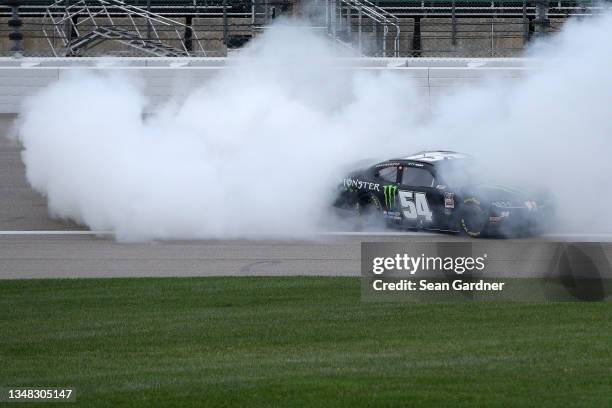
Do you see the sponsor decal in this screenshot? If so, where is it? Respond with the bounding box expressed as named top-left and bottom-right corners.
top-left (384, 185), bottom-right (398, 210)
top-left (405, 162), bottom-right (424, 167)
top-left (444, 192), bottom-right (455, 209)
top-left (343, 178), bottom-right (380, 192)
top-left (490, 211), bottom-right (510, 224)
top-left (376, 162), bottom-right (401, 168)
top-left (383, 210), bottom-right (402, 221)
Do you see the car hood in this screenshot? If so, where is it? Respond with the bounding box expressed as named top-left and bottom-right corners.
top-left (460, 183), bottom-right (545, 204)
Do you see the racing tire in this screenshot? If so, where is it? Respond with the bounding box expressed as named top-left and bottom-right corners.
top-left (460, 198), bottom-right (489, 238)
top-left (354, 193), bottom-right (383, 216)
top-left (353, 193), bottom-right (385, 230)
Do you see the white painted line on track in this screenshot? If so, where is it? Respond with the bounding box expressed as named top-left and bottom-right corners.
top-left (1, 231), bottom-right (611, 240)
top-left (0, 230), bottom-right (436, 239)
top-left (323, 232), bottom-right (612, 240)
top-left (0, 230), bottom-right (113, 235)
top-left (0, 230), bottom-right (442, 237)
top-left (320, 231), bottom-right (446, 236)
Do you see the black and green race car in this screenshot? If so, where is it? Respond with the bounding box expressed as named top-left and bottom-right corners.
top-left (334, 151), bottom-right (554, 237)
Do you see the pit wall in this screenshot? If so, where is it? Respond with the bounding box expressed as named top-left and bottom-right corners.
top-left (0, 57), bottom-right (529, 114)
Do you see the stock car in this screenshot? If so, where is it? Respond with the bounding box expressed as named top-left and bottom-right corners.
top-left (334, 151), bottom-right (553, 237)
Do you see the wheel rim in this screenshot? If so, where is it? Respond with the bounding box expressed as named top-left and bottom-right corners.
top-left (355, 195), bottom-right (380, 217)
top-left (462, 203), bottom-right (486, 235)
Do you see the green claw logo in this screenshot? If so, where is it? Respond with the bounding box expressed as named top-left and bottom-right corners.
top-left (384, 185), bottom-right (398, 209)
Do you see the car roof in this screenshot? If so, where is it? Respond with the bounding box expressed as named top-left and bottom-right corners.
top-left (375, 151), bottom-right (470, 171)
top-left (402, 151), bottom-right (469, 163)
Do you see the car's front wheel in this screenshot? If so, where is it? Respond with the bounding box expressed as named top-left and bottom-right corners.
top-left (460, 198), bottom-right (489, 238)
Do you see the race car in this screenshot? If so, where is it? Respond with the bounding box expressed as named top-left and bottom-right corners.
top-left (334, 151), bottom-right (553, 237)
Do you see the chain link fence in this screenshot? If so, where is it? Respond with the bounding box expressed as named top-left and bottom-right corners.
top-left (315, 0), bottom-right (612, 57)
top-left (0, 0), bottom-right (294, 57)
top-left (1, 0), bottom-right (610, 57)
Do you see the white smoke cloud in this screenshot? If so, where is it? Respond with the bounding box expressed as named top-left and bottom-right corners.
top-left (420, 15), bottom-right (612, 232)
top-left (15, 15), bottom-right (612, 240)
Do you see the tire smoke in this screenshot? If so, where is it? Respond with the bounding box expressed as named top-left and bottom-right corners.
top-left (15, 15), bottom-right (612, 240)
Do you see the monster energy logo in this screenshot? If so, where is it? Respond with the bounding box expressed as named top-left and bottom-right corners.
top-left (384, 185), bottom-right (398, 209)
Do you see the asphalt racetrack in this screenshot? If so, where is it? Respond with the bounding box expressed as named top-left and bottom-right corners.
top-left (2, 116), bottom-right (611, 279)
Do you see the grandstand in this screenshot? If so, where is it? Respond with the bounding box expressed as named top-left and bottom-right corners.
top-left (1, 0), bottom-right (610, 57)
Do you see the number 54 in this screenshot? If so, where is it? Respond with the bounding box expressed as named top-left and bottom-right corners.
top-left (398, 191), bottom-right (433, 221)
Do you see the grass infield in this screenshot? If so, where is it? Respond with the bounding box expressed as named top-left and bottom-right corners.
top-left (1, 277), bottom-right (611, 407)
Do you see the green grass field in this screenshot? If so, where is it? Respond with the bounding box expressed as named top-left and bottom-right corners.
top-left (1, 277), bottom-right (611, 407)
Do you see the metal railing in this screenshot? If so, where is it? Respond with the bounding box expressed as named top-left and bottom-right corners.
top-left (327, 0), bottom-right (401, 56)
top-left (3, 1), bottom-right (612, 57)
top-left (42, 0), bottom-right (207, 56)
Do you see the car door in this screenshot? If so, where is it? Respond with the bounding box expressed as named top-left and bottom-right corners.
top-left (398, 166), bottom-right (445, 229)
top-left (373, 163), bottom-right (401, 219)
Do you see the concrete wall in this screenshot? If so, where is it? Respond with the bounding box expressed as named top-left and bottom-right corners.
top-left (0, 57), bottom-right (529, 114)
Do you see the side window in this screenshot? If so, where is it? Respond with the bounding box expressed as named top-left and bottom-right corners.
top-left (377, 166), bottom-right (398, 183)
top-left (402, 168), bottom-right (434, 187)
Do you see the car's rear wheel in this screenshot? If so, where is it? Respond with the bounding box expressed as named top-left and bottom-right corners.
top-left (354, 193), bottom-right (381, 215)
top-left (352, 193), bottom-right (384, 229)
top-left (460, 198), bottom-right (489, 238)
